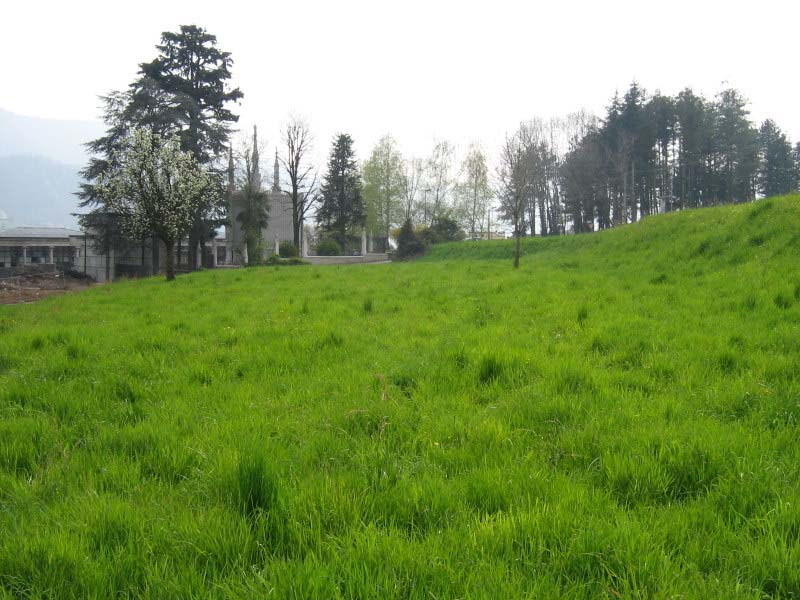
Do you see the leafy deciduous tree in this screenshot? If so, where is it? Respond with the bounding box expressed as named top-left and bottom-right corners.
top-left (96, 129), bottom-right (216, 281)
top-left (79, 25), bottom-right (242, 270)
top-left (456, 143), bottom-right (492, 239)
top-left (498, 125), bottom-right (534, 269)
top-left (363, 135), bottom-right (405, 252)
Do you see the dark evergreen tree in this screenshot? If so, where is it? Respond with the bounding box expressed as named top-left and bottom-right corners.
top-left (316, 134), bottom-right (365, 249)
top-left (133, 26), bottom-right (242, 163)
top-left (674, 89), bottom-right (711, 209)
top-left (713, 89), bottom-right (759, 203)
top-left (396, 218), bottom-right (424, 258)
top-left (646, 93), bottom-right (677, 213)
top-left (503, 83), bottom-right (791, 238)
top-left (78, 25), bottom-right (242, 269)
top-left (758, 120), bottom-right (796, 197)
top-left (621, 82), bottom-right (653, 220)
top-left (562, 130), bottom-right (605, 233)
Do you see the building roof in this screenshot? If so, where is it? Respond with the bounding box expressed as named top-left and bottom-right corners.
top-left (0, 227), bottom-right (82, 239)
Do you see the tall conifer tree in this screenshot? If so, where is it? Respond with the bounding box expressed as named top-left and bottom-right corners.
top-left (317, 134), bottom-right (364, 249)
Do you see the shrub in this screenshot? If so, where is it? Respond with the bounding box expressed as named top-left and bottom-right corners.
top-left (278, 241), bottom-right (298, 258)
top-left (420, 216), bottom-right (465, 245)
top-left (397, 219), bottom-right (426, 259)
top-left (316, 238), bottom-right (342, 256)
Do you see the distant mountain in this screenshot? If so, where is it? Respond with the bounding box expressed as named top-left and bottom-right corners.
top-left (0, 109), bottom-right (104, 228)
top-left (0, 109), bottom-right (103, 165)
top-left (0, 155), bottom-right (82, 228)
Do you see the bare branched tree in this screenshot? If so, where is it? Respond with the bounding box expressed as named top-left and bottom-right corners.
top-left (497, 124), bottom-right (534, 269)
top-left (456, 143), bottom-right (492, 239)
top-left (425, 140), bottom-right (454, 224)
top-left (401, 157), bottom-right (424, 222)
top-left (281, 116), bottom-right (319, 247)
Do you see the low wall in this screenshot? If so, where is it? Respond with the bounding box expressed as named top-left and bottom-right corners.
top-left (0, 264), bottom-right (58, 279)
top-left (305, 253), bottom-right (389, 266)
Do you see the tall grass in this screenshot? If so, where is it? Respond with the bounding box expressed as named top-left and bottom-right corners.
top-left (0, 195), bottom-right (799, 597)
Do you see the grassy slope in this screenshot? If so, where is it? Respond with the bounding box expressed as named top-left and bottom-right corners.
top-left (0, 195), bottom-right (799, 599)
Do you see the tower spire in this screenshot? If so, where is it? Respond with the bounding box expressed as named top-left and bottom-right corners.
top-left (273, 148), bottom-right (280, 192)
top-left (251, 125), bottom-right (261, 190)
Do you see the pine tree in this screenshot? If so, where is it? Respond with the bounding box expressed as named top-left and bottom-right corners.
top-left (714, 89), bottom-right (759, 203)
top-left (317, 134), bottom-right (364, 250)
top-left (132, 25), bottom-right (242, 163)
top-left (758, 120), bottom-right (796, 197)
top-left (674, 89), bottom-right (711, 209)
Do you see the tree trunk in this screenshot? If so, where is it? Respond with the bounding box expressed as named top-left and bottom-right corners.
top-left (151, 236), bottom-right (160, 276)
top-left (164, 239), bottom-right (176, 281)
top-left (292, 201), bottom-right (301, 247)
top-left (513, 219), bottom-right (521, 269)
top-left (188, 231), bottom-right (198, 271)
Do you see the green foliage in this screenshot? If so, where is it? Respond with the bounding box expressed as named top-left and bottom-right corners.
top-left (396, 218), bottom-right (425, 259)
top-left (317, 134), bottom-right (364, 249)
top-left (278, 241), bottom-right (298, 258)
top-left (363, 135), bottom-right (405, 251)
top-left (560, 83), bottom-right (773, 234)
top-left (233, 128), bottom-right (270, 263)
top-left (759, 119), bottom-right (798, 197)
top-left (1, 196), bottom-right (799, 597)
top-left (95, 128), bottom-right (217, 280)
top-left (315, 238), bottom-right (342, 256)
top-left (419, 216), bottom-right (466, 245)
top-left (79, 25), bottom-right (241, 265)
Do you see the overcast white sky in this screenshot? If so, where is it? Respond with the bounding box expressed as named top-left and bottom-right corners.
top-left (2, 0), bottom-right (798, 164)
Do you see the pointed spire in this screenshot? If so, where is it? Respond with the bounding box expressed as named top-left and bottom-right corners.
top-left (251, 126), bottom-right (261, 190)
top-left (273, 147), bottom-right (280, 192)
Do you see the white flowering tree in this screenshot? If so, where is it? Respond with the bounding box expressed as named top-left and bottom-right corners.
top-left (97, 128), bottom-right (216, 281)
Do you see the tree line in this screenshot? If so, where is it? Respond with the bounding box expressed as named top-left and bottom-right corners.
top-left (80, 25), bottom-right (800, 278)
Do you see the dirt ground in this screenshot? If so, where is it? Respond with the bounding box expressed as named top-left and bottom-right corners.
top-left (0, 274), bottom-right (94, 305)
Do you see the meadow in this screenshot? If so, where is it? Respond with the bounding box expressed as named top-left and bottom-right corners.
top-left (1, 195), bottom-right (799, 598)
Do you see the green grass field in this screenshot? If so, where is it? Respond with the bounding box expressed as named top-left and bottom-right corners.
top-left (1, 196), bottom-right (799, 598)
